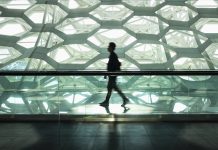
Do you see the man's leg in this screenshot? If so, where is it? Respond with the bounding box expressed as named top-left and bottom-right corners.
top-left (113, 85), bottom-right (129, 106)
top-left (105, 88), bottom-right (112, 103)
top-left (99, 77), bottom-right (114, 106)
top-left (99, 87), bottom-right (112, 106)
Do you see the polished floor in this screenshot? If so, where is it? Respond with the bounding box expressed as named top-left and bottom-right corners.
top-left (0, 122), bottom-right (218, 150)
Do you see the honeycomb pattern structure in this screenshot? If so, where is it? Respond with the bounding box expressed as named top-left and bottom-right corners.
top-left (0, 0), bottom-right (218, 115)
top-left (0, 0), bottom-right (217, 71)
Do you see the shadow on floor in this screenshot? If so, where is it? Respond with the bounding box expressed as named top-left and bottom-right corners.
top-left (0, 122), bottom-right (217, 150)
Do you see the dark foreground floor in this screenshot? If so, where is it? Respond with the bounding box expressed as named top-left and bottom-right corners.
top-left (0, 121), bottom-right (218, 150)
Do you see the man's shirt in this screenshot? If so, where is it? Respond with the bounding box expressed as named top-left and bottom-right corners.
top-left (107, 51), bottom-right (120, 71)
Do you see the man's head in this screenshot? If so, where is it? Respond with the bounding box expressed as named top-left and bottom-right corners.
top-left (108, 42), bottom-right (116, 52)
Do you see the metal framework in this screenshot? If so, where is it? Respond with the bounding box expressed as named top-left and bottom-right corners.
top-left (0, 0), bottom-right (218, 115)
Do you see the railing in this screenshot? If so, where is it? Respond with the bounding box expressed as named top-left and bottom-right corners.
top-left (1, 70), bottom-right (218, 76)
top-left (0, 70), bottom-right (218, 121)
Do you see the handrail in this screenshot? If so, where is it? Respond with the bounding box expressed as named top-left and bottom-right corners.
top-left (0, 70), bottom-right (218, 76)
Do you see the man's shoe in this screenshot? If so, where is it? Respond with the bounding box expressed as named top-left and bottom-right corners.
top-left (99, 102), bottom-right (109, 107)
top-left (123, 107), bottom-right (130, 113)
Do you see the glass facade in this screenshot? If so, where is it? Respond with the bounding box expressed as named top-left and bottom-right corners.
top-left (0, 75), bottom-right (217, 115)
top-left (0, 0), bottom-right (217, 71)
top-left (0, 0), bottom-right (218, 116)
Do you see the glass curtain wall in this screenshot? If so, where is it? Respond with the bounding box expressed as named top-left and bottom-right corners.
top-left (0, 0), bottom-right (218, 115)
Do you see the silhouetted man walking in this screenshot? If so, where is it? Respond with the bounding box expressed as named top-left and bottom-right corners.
top-left (99, 42), bottom-right (129, 107)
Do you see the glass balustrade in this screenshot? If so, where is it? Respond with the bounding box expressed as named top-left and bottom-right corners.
top-left (0, 74), bottom-right (217, 116)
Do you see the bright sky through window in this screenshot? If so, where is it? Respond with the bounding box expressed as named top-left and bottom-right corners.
top-left (17, 35), bottom-right (38, 48)
top-left (173, 102), bottom-right (187, 113)
top-left (0, 23), bottom-right (25, 36)
top-left (2, 0), bottom-right (35, 9)
top-left (7, 96), bottom-right (24, 104)
top-left (193, 0), bottom-right (218, 8)
top-left (201, 23), bottom-right (218, 33)
top-left (29, 12), bottom-right (45, 24)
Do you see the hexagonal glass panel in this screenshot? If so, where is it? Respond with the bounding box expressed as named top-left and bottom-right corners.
top-left (122, 0), bottom-right (164, 7)
top-left (194, 18), bottom-right (218, 33)
top-left (0, 0), bottom-right (36, 9)
top-left (205, 43), bottom-right (218, 68)
top-left (58, 0), bottom-right (100, 9)
top-left (130, 76), bottom-right (179, 90)
top-left (187, 0), bottom-right (218, 8)
top-left (17, 33), bottom-right (38, 48)
top-left (174, 57), bottom-right (209, 70)
top-left (0, 17), bottom-right (31, 36)
top-left (1, 58), bottom-right (54, 71)
top-left (6, 95), bottom-right (24, 105)
top-left (17, 32), bottom-right (63, 48)
top-left (6, 76), bottom-right (37, 82)
top-left (126, 43), bottom-right (167, 64)
top-left (157, 5), bottom-right (198, 21)
top-left (37, 32), bottom-right (63, 48)
top-left (124, 16), bottom-right (168, 34)
top-left (25, 4), bottom-right (67, 24)
top-left (59, 76), bottom-right (97, 91)
top-left (56, 17), bottom-right (100, 35)
top-left (65, 92), bottom-right (91, 103)
top-left (179, 76), bottom-right (211, 81)
top-left (86, 58), bottom-right (139, 70)
top-left (131, 92), bottom-right (160, 104)
top-left (165, 29), bottom-right (207, 48)
top-left (90, 5), bottom-right (133, 21)
top-left (0, 46), bottom-right (21, 64)
top-left (88, 29), bottom-right (136, 48)
top-left (48, 44), bottom-right (99, 64)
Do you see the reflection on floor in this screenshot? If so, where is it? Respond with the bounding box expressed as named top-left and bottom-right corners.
top-left (0, 122), bottom-right (217, 150)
